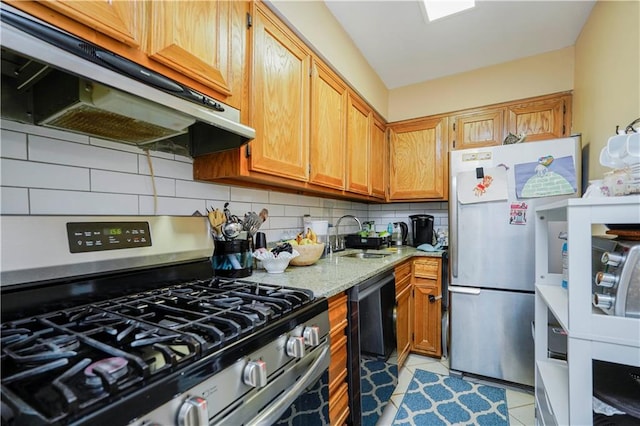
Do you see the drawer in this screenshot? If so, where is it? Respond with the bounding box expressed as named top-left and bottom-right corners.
top-left (396, 274), bottom-right (411, 293)
top-left (395, 260), bottom-right (411, 281)
top-left (413, 258), bottom-right (440, 279)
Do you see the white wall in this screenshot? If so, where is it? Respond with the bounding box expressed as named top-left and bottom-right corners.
top-left (0, 120), bottom-right (448, 244)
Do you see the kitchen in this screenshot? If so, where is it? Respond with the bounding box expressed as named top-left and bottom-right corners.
top-left (0, 1), bottom-right (638, 425)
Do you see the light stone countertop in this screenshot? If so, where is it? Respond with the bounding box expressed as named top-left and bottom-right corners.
top-left (247, 246), bottom-right (445, 298)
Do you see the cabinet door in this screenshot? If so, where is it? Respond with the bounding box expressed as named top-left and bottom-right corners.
top-left (413, 284), bottom-right (442, 356)
top-left (370, 117), bottom-right (387, 199)
top-left (309, 61), bottom-right (347, 190)
top-left (346, 93), bottom-right (371, 195)
top-left (148, 1), bottom-right (240, 98)
top-left (328, 293), bottom-right (350, 425)
top-left (396, 279), bottom-right (412, 369)
top-left (450, 108), bottom-right (505, 150)
top-left (389, 117), bottom-right (448, 200)
top-left (250, 4), bottom-right (311, 182)
top-left (507, 95), bottom-right (570, 141)
top-left (35, 0), bottom-right (143, 47)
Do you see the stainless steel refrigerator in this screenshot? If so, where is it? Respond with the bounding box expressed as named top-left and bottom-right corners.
top-left (448, 136), bottom-right (581, 387)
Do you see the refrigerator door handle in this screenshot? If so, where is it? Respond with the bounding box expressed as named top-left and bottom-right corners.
top-left (450, 173), bottom-right (459, 278)
top-left (448, 285), bottom-right (481, 295)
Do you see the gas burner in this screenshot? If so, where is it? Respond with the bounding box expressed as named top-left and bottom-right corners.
top-left (84, 357), bottom-right (129, 389)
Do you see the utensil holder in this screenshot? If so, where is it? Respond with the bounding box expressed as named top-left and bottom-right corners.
top-left (211, 239), bottom-right (252, 278)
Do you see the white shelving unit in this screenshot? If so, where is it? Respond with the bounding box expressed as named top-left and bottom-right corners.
top-left (534, 195), bottom-right (640, 426)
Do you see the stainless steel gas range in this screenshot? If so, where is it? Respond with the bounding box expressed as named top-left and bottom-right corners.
top-left (0, 216), bottom-right (330, 426)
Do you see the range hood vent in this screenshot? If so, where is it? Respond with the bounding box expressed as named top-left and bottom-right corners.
top-left (0, 5), bottom-right (255, 156)
top-left (35, 74), bottom-right (195, 145)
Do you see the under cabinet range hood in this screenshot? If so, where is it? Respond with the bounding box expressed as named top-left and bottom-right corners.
top-left (0, 5), bottom-right (255, 156)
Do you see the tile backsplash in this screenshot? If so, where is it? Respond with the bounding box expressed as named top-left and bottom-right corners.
top-left (0, 120), bottom-right (448, 243)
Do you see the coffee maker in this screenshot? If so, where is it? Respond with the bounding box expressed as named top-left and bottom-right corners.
top-left (410, 214), bottom-right (435, 247)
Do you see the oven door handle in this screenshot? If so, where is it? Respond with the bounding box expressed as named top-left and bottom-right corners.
top-left (246, 344), bottom-right (330, 426)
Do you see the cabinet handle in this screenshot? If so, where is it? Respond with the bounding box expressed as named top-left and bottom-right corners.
top-left (392, 305), bottom-right (397, 342)
top-left (428, 294), bottom-right (442, 303)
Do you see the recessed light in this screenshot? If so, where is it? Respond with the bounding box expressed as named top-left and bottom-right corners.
top-left (422, 0), bottom-right (475, 22)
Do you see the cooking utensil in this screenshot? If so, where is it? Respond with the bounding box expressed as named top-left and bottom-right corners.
top-left (222, 221), bottom-right (243, 240)
top-left (207, 208), bottom-right (226, 239)
top-left (259, 208), bottom-right (269, 224)
top-left (243, 212), bottom-right (262, 238)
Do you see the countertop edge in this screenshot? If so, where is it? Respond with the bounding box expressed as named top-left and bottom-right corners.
top-left (245, 247), bottom-right (445, 299)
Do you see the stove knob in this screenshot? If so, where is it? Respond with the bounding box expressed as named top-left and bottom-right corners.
top-left (286, 336), bottom-right (306, 358)
top-left (243, 360), bottom-right (267, 388)
top-left (593, 293), bottom-right (615, 310)
top-left (177, 396), bottom-right (208, 426)
top-left (601, 251), bottom-right (624, 267)
top-left (595, 271), bottom-right (618, 288)
top-left (303, 326), bottom-right (320, 347)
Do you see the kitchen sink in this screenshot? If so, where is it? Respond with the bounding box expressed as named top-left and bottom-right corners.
top-left (342, 252), bottom-right (392, 259)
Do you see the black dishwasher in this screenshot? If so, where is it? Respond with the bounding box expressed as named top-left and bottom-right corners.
top-left (358, 272), bottom-right (396, 359)
top-left (347, 270), bottom-right (396, 425)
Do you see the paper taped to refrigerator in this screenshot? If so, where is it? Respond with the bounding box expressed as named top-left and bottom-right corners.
top-left (514, 155), bottom-right (577, 198)
top-left (457, 166), bottom-right (508, 204)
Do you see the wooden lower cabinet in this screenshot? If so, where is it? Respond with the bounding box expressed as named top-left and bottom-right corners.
top-left (328, 293), bottom-right (349, 425)
top-left (412, 284), bottom-right (442, 356)
top-left (411, 258), bottom-right (443, 358)
top-left (395, 260), bottom-right (412, 370)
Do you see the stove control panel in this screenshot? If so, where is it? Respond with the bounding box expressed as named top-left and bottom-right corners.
top-left (67, 221), bottom-right (152, 253)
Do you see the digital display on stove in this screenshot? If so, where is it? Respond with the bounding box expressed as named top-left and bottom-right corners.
top-left (104, 227), bottom-right (123, 236)
top-left (67, 221), bottom-right (152, 253)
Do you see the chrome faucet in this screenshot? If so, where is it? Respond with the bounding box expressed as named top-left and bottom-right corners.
top-left (332, 215), bottom-right (363, 252)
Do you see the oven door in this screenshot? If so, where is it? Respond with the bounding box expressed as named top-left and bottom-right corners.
top-left (213, 342), bottom-right (330, 426)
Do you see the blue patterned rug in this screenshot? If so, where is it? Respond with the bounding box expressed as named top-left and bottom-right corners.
top-left (392, 369), bottom-right (509, 426)
top-left (361, 358), bottom-right (398, 426)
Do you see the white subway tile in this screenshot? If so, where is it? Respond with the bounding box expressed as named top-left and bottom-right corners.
top-left (138, 155), bottom-right (193, 180)
top-left (298, 195), bottom-right (321, 207)
top-left (1, 129), bottom-right (27, 159)
top-left (30, 189), bottom-right (139, 214)
top-left (91, 170), bottom-right (174, 196)
top-left (284, 205), bottom-right (310, 217)
top-left (227, 202), bottom-right (252, 216)
top-left (176, 179), bottom-right (229, 200)
top-left (379, 204), bottom-right (396, 211)
top-left (89, 137), bottom-right (146, 154)
top-left (175, 154), bottom-right (193, 164)
top-left (269, 191), bottom-right (299, 205)
top-left (269, 216), bottom-right (302, 229)
top-left (230, 187), bottom-right (269, 203)
top-left (1, 120), bottom-right (90, 144)
top-left (2, 159), bottom-right (89, 190)
top-left (139, 196), bottom-right (205, 216)
top-left (0, 187), bottom-right (29, 214)
top-left (29, 135), bottom-right (138, 172)
top-left (258, 204), bottom-right (284, 217)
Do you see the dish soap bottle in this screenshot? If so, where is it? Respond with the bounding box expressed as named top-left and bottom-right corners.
top-left (558, 232), bottom-right (568, 289)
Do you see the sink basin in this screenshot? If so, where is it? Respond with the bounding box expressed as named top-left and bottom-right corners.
top-left (342, 252), bottom-right (392, 259)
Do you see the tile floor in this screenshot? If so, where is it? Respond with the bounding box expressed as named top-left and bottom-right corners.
top-left (378, 353), bottom-right (536, 425)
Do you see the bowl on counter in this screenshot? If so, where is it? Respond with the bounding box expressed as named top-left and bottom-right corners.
top-left (253, 249), bottom-right (299, 274)
top-left (289, 243), bottom-right (325, 266)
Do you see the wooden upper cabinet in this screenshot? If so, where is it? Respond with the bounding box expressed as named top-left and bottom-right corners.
top-left (450, 108), bottom-right (505, 150)
top-left (388, 117), bottom-right (448, 200)
top-left (250, 3), bottom-right (311, 182)
top-left (309, 61), bottom-right (347, 190)
top-left (147, 1), bottom-right (234, 97)
top-left (36, 0), bottom-right (143, 47)
top-left (370, 117), bottom-right (387, 199)
top-left (346, 93), bottom-right (371, 195)
top-left (507, 94), bottom-right (571, 141)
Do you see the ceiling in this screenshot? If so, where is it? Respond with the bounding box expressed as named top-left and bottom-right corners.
top-left (324, 0), bottom-right (596, 90)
